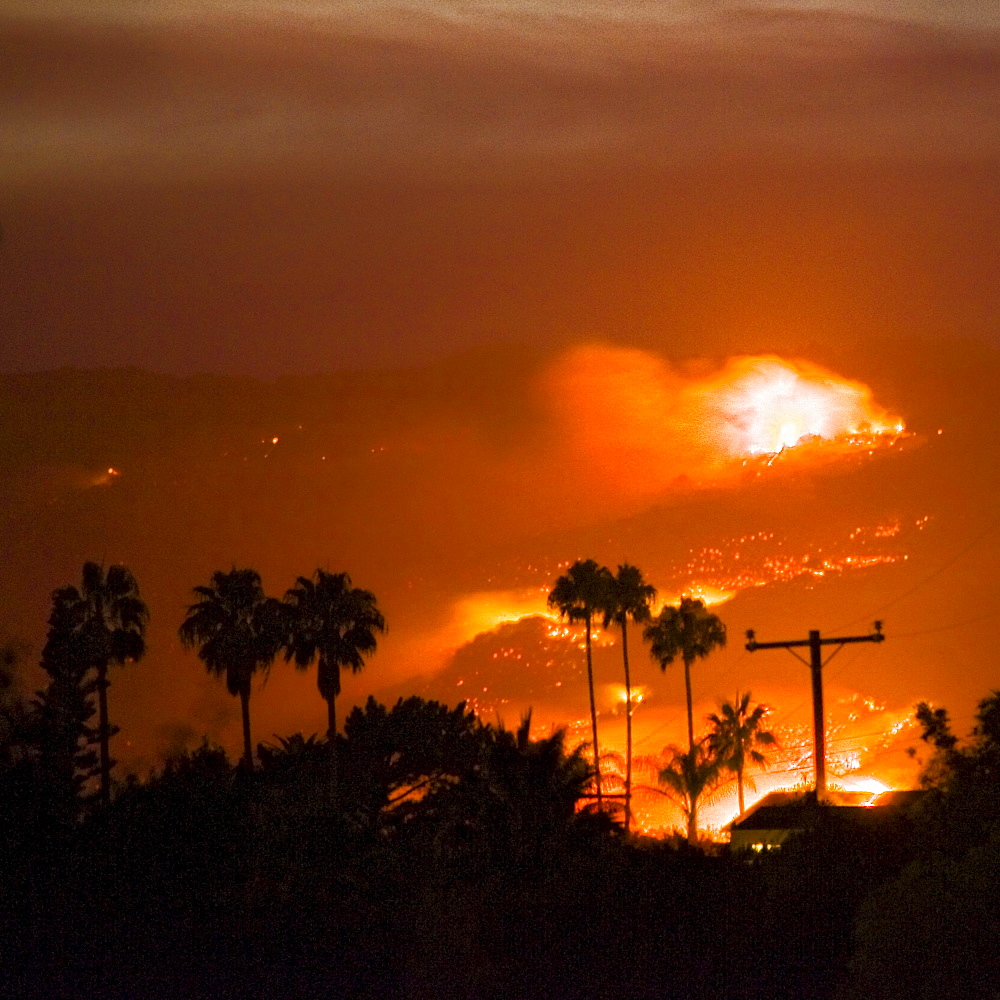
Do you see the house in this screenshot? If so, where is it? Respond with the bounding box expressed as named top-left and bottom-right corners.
top-left (726, 788), bottom-right (927, 852)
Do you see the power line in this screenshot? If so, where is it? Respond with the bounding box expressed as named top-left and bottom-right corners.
top-left (751, 731), bottom-right (919, 778)
top-left (834, 517), bottom-right (1000, 631)
top-left (745, 623), bottom-right (885, 793)
top-left (890, 607), bottom-right (1000, 639)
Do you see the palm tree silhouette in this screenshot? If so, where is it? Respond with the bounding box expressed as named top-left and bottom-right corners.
top-left (600, 563), bottom-right (656, 832)
top-left (178, 568), bottom-right (283, 768)
top-left (470, 711), bottom-right (591, 859)
top-left (48, 561), bottom-right (148, 807)
top-left (548, 559), bottom-right (612, 811)
top-left (707, 692), bottom-right (776, 816)
top-left (644, 597), bottom-right (726, 755)
top-left (282, 570), bottom-right (386, 797)
top-left (657, 740), bottom-right (725, 846)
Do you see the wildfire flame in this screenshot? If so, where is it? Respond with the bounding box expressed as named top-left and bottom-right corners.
top-left (701, 357), bottom-right (904, 455)
top-left (656, 584), bottom-right (735, 609)
top-left (695, 356), bottom-right (904, 457)
top-left (546, 347), bottom-right (905, 496)
top-left (415, 348), bottom-right (915, 836)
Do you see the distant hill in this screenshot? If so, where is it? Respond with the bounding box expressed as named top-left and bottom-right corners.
top-left (0, 339), bottom-right (996, 773)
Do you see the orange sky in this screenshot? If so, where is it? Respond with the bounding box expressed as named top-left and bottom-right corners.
top-left (1, 1), bottom-right (999, 829)
top-left (2, 1), bottom-right (999, 373)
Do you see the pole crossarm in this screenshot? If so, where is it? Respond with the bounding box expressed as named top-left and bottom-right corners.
top-left (744, 622), bottom-right (883, 652)
top-left (742, 622), bottom-right (885, 794)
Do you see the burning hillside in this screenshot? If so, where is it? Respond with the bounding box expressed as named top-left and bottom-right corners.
top-left (0, 340), bottom-right (995, 779)
top-left (544, 348), bottom-right (906, 505)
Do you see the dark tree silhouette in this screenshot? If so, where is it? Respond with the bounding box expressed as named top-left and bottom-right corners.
top-left (178, 568), bottom-right (283, 768)
top-left (600, 563), bottom-right (656, 832)
top-left (842, 691), bottom-right (1000, 1000)
top-left (435, 711), bottom-right (593, 865)
top-left (657, 740), bottom-right (725, 845)
top-left (910, 701), bottom-right (962, 790)
top-left (644, 597), bottom-right (726, 755)
top-left (46, 562), bottom-right (147, 807)
top-left (707, 691), bottom-right (776, 816)
top-left (0, 639), bottom-right (27, 754)
top-left (282, 569), bottom-right (386, 798)
top-left (31, 596), bottom-right (101, 824)
top-left (908, 691), bottom-right (1000, 849)
top-left (548, 559), bottom-right (613, 811)
top-left (340, 696), bottom-right (480, 827)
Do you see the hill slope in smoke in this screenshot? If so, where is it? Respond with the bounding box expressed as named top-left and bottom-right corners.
top-left (0, 338), bottom-right (996, 775)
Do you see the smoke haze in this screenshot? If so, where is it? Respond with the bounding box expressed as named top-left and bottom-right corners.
top-left (2, 0), bottom-right (998, 825)
top-left (0, 341), bottom-right (996, 800)
top-left (2, 0), bottom-right (1000, 373)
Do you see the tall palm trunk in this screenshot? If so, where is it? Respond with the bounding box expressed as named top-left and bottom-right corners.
top-left (683, 656), bottom-right (695, 754)
top-left (736, 765), bottom-right (745, 816)
top-left (585, 612), bottom-right (602, 811)
top-left (96, 662), bottom-right (111, 808)
top-left (621, 620), bottom-right (633, 832)
top-left (239, 686), bottom-right (253, 768)
top-left (326, 692), bottom-right (338, 804)
top-left (327, 693), bottom-right (337, 740)
top-left (687, 746), bottom-right (699, 846)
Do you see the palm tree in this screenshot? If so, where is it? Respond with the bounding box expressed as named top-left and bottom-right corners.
top-left (657, 740), bottom-right (726, 846)
top-left (463, 711), bottom-right (592, 862)
top-left (282, 570), bottom-right (386, 796)
top-left (47, 561), bottom-right (148, 808)
top-left (178, 568), bottom-right (283, 768)
top-left (548, 559), bottom-right (612, 811)
top-left (600, 563), bottom-right (656, 832)
top-left (707, 691), bottom-right (777, 816)
top-left (644, 597), bottom-right (727, 755)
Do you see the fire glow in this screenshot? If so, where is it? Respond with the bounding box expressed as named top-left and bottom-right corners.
top-left (698, 356), bottom-right (904, 458)
top-left (670, 517), bottom-right (925, 598)
top-left (546, 347), bottom-right (906, 497)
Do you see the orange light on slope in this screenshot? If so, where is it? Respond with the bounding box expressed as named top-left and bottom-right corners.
top-left (656, 584), bottom-right (736, 609)
top-left (847, 777), bottom-right (893, 802)
top-left (454, 591), bottom-right (562, 634)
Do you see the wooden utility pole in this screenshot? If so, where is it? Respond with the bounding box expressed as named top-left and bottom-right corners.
top-left (745, 622), bottom-right (884, 794)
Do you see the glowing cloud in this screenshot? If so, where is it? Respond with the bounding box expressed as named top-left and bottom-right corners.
top-left (691, 355), bottom-right (903, 457)
top-left (451, 590), bottom-right (560, 636)
top-left (542, 345), bottom-right (904, 500)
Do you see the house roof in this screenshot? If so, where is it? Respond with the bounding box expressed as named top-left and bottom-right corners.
top-left (726, 788), bottom-right (928, 833)
top-left (869, 789), bottom-right (928, 809)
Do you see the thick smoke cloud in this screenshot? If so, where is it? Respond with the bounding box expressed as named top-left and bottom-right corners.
top-left (4, 2), bottom-right (1000, 185)
top-left (539, 345), bottom-right (902, 511)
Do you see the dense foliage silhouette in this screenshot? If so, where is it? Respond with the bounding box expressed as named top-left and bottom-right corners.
top-left (838, 691), bottom-right (1000, 999)
top-left (2, 569), bottom-right (998, 1000)
top-left (1, 679), bottom-right (998, 999)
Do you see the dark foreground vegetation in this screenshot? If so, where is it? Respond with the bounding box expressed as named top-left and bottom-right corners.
top-left (1, 560), bottom-right (999, 999)
top-left (3, 659), bottom-right (1000, 1000)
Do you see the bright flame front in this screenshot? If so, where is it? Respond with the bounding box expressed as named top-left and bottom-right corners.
top-left (697, 356), bottom-right (903, 457)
